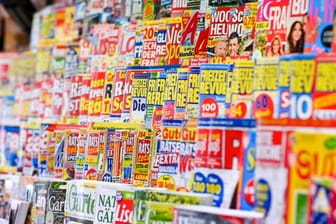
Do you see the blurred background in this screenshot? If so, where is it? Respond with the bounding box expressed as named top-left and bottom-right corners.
top-left (0, 0), bottom-right (65, 51)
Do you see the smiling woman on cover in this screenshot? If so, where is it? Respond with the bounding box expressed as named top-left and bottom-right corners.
top-left (286, 21), bottom-right (305, 54)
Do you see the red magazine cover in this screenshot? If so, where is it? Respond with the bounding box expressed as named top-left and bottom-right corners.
top-left (206, 5), bottom-right (245, 58)
top-left (266, 0), bottom-right (289, 57)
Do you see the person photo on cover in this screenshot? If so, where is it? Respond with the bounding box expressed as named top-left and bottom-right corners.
top-left (228, 32), bottom-right (241, 56)
top-left (267, 35), bottom-right (284, 56)
top-left (286, 21), bottom-right (305, 53)
top-left (214, 38), bottom-right (228, 57)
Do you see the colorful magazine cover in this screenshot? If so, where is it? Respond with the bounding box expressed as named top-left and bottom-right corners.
top-left (45, 181), bottom-right (67, 224)
top-left (179, 10), bottom-right (209, 67)
top-left (226, 61), bottom-right (253, 119)
top-left (266, 0), bottom-right (289, 57)
top-left (173, 205), bottom-right (264, 224)
top-left (186, 66), bottom-right (200, 120)
top-left (65, 180), bottom-right (96, 224)
top-left (289, 54), bottom-right (315, 120)
top-left (276, 55), bottom-right (291, 118)
top-left (102, 129), bottom-right (115, 183)
top-left (157, 119), bottom-right (185, 191)
top-left (175, 68), bottom-right (189, 119)
top-left (304, 0), bottom-right (334, 53)
top-left (237, 129), bottom-right (256, 211)
top-left (54, 129), bottom-right (66, 179)
top-left (165, 17), bottom-right (183, 65)
top-left (78, 74), bottom-right (92, 125)
top-left (63, 129), bottom-right (80, 180)
top-left (132, 189), bottom-right (213, 224)
top-left (85, 130), bottom-right (101, 181)
top-left (206, 5), bottom-right (245, 58)
top-left (121, 130), bottom-right (136, 184)
top-left (67, 74), bottom-right (83, 124)
top-left (254, 124), bottom-right (289, 224)
top-left (88, 71), bottom-right (105, 122)
top-left (307, 177), bottom-right (336, 224)
top-left (94, 183), bottom-right (118, 224)
top-left (31, 181), bottom-right (49, 224)
top-left (199, 64), bottom-right (232, 119)
top-left (313, 54), bottom-right (336, 120)
top-left (162, 69), bottom-right (178, 120)
top-left (253, 57), bottom-right (278, 119)
top-left (241, 2), bottom-right (258, 56)
top-left (110, 69), bottom-right (126, 121)
top-left (133, 129), bottom-right (152, 187)
top-left (101, 69), bottom-right (115, 121)
top-left (252, 0), bottom-right (270, 58)
top-left (130, 72), bottom-right (150, 123)
top-left (287, 132), bottom-right (336, 224)
top-left (118, 21), bottom-right (137, 67)
top-left (75, 129), bottom-right (87, 180)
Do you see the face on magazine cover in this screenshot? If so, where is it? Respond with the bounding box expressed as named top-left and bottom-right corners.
top-left (214, 39), bottom-right (228, 57)
top-left (229, 32), bottom-right (241, 56)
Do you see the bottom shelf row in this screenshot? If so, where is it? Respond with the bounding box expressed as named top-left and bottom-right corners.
top-left (0, 176), bottom-right (264, 224)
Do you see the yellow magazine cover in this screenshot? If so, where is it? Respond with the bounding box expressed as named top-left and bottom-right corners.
top-left (287, 131), bottom-right (336, 224)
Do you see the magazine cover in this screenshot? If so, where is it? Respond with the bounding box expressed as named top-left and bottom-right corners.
top-left (206, 5), bottom-right (245, 58)
top-left (75, 129), bottom-right (86, 180)
top-left (287, 132), bottom-right (336, 224)
top-left (67, 75), bottom-right (83, 124)
top-left (64, 45), bottom-right (79, 80)
top-left (186, 67), bottom-right (200, 120)
top-left (276, 55), bottom-right (291, 118)
top-left (313, 54), bottom-right (336, 120)
top-left (252, 0), bottom-right (270, 58)
top-left (78, 74), bottom-right (92, 125)
top-left (133, 129), bottom-right (152, 187)
top-left (65, 180), bottom-right (96, 224)
top-left (307, 177), bottom-right (336, 224)
top-left (265, 0), bottom-right (289, 57)
top-left (199, 64), bottom-right (232, 119)
top-left (304, 0), bottom-right (334, 53)
top-left (118, 21), bottom-right (137, 67)
top-left (121, 131), bottom-right (136, 184)
top-left (252, 57), bottom-right (278, 119)
top-left (179, 10), bottom-right (209, 66)
top-left (88, 71), bottom-right (105, 122)
top-left (101, 69), bottom-right (115, 121)
top-left (175, 68), bottom-right (189, 119)
top-left (254, 125), bottom-right (288, 224)
top-left (45, 181), bottom-right (67, 224)
top-left (132, 189), bottom-right (213, 224)
top-left (115, 189), bottom-right (134, 224)
top-left (145, 71), bottom-right (166, 129)
top-left (31, 181), bottom-right (49, 224)
top-left (157, 119), bottom-right (185, 191)
top-left (173, 205), bottom-right (264, 224)
top-left (63, 129), bottom-right (80, 180)
top-left (110, 69), bottom-right (126, 121)
top-left (130, 72), bottom-right (150, 123)
top-left (165, 17), bottom-right (183, 65)
top-left (241, 2), bottom-right (258, 56)
top-left (289, 54), bottom-right (315, 120)
top-left (102, 129), bottom-right (115, 183)
top-left (162, 69), bottom-right (178, 120)
top-left (121, 67), bottom-right (145, 122)
top-left (237, 129), bottom-right (256, 211)
top-left (226, 61), bottom-right (253, 119)
top-left (54, 129), bottom-right (66, 179)
top-left (193, 118), bottom-right (254, 208)
top-left (85, 130), bottom-right (101, 181)
top-left (94, 183), bottom-right (118, 224)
